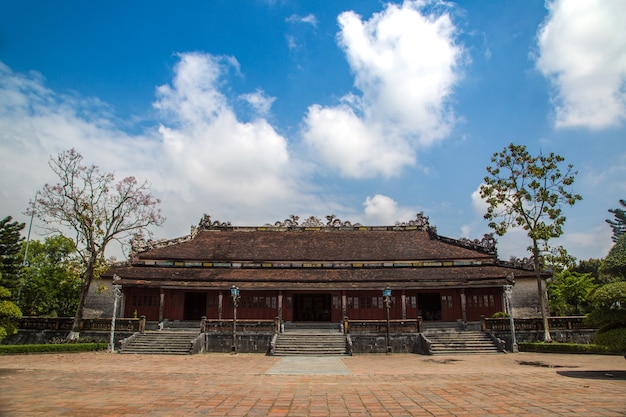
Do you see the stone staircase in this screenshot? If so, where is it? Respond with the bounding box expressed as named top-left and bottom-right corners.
top-left (423, 326), bottom-right (501, 355)
top-left (273, 323), bottom-right (349, 356)
top-left (119, 330), bottom-right (200, 355)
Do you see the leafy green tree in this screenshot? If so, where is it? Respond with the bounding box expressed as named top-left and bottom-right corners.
top-left (572, 258), bottom-right (602, 282)
top-left (606, 199), bottom-right (626, 243)
top-left (480, 143), bottom-right (582, 342)
top-left (548, 271), bottom-right (597, 316)
top-left (19, 236), bottom-right (81, 317)
top-left (543, 245), bottom-right (577, 274)
top-left (0, 216), bottom-right (25, 295)
top-left (586, 281), bottom-right (626, 352)
top-left (599, 234), bottom-right (626, 281)
top-left (0, 282), bottom-right (22, 340)
top-left (28, 149), bottom-right (165, 339)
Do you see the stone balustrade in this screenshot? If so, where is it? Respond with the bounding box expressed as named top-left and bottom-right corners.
top-left (344, 318), bottom-right (422, 334)
top-left (482, 316), bottom-right (588, 332)
top-left (18, 316), bottom-right (143, 332)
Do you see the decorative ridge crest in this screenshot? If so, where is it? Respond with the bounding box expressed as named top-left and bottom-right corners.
top-left (395, 212), bottom-right (434, 232)
top-left (129, 232), bottom-right (195, 256)
top-left (456, 233), bottom-right (498, 254)
top-left (129, 213), bottom-right (499, 258)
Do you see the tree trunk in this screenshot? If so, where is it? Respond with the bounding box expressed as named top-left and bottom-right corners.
top-left (67, 263), bottom-right (95, 340)
top-left (533, 244), bottom-right (552, 342)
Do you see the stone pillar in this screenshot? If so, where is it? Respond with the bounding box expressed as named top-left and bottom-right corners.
top-left (278, 291), bottom-right (283, 321)
top-left (342, 292), bottom-right (347, 318)
top-left (218, 291), bottom-right (223, 321)
top-left (119, 291), bottom-right (126, 319)
top-left (460, 291), bottom-right (467, 323)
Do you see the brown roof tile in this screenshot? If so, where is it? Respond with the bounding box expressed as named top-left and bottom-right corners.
top-left (137, 229), bottom-right (494, 262)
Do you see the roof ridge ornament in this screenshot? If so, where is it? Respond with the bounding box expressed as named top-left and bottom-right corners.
top-left (458, 233), bottom-right (497, 254)
top-left (198, 214), bottom-right (231, 230)
top-left (395, 212), bottom-right (434, 232)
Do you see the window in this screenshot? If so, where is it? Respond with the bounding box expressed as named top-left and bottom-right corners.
top-left (131, 294), bottom-right (158, 307)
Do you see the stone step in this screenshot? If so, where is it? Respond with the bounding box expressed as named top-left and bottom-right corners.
top-left (425, 330), bottom-right (501, 355)
top-left (119, 330), bottom-right (199, 355)
top-left (273, 332), bottom-right (349, 356)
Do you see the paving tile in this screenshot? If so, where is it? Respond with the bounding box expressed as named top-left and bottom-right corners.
top-left (0, 352), bottom-right (624, 416)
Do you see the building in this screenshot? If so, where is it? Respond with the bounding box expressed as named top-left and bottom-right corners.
top-left (105, 214), bottom-right (543, 325)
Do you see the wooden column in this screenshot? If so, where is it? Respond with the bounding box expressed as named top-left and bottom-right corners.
top-left (401, 290), bottom-right (407, 320)
top-left (278, 291), bottom-right (283, 321)
top-left (460, 290), bottom-right (467, 323)
top-left (159, 289), bottom-right (165, 322)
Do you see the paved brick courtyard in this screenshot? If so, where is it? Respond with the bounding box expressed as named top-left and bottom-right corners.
top-left (0, 352), bottom-right (624, 416)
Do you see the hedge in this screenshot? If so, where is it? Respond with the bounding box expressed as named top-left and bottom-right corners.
top-left (594, 327), bottom-right (626, 352)
top-left (518, 342), bottom-right (612, 354)
top-left (0, 343), bottom-right (108, 355)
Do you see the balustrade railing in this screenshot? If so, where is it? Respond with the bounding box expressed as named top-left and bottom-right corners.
top-left (18, 317), bottom-right (142, 332)
top-left (344, 318), bottom-right (421, 334)
top-left (482, 316), bottom-right (589, 332)
top-left (202, 319), bottom-right (276, 333)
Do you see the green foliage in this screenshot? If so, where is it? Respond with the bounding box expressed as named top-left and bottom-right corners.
top-left (491, 311), bottom-right (509, 318)
top-left (594, 328), bottom-right (626, 352)
top-left (585, 281), bottom-right (626, 329)
top-left (518, 342), bottom-right (610, 354)
top-left (572, 258), bottom-right (602, 281)
top-left (606, 199), bottom-right (626, 243)
top-left (548, 271), bottom-right (597, 315)
top-left (543, 245), bottom-right (577, 274)
top-left (600, 234), bottom-right (626, 281)
top-left (479, 143), bottom-right (582, 244)
top-left (19, 235), bottom-right (81, 316)
top-left (0, 342), bottom-right (107, 355)
top-left (0, 284), bottom-right (22, 340)
top-left (0, 216), bottom-right (25, 294)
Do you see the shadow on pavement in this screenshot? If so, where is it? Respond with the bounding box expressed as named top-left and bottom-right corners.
top-left (557, 370), bottom-right (626, 380)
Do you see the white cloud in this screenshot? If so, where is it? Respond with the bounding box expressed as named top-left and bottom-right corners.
top-left (362, 194), bottom-right (417, 225)
top-left (286, 13), bottom-right (318, 28)
top-left (535, 0), bottom-right (626, 129)
top-left (303, 1), bottom-right (464, 178)
top-left (239, 88), bottom-right (276, 117)
top-left (152, 52), bottom-right (308, 220)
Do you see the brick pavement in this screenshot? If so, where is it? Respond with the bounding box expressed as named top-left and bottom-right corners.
top-left (0, 352), bottom-right (624, 416)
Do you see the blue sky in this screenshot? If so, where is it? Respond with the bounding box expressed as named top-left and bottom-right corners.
top-left (1, 0), bottom-right (625, 262)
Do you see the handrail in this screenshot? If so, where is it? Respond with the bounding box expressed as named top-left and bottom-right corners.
top-left (18, 317), bottom-right (142, 332)
top-left (482, 316), bottom-right (591, 332)
top-left (343, 318), bottom-right (420, 333)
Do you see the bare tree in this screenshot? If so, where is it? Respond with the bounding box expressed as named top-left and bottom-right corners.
top-left (28, 149), bottom-right (165, 339)
top-left (480, 143), bottom-right (581, 342)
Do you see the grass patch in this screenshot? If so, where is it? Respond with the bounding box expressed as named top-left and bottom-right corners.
top-left (518, 342), bottom-right (613, 354)
top-left (0, 342), bottom-right (108, 355)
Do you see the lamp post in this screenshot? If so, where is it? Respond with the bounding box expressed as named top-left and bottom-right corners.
top-left (230, 285), bottom-right (240, 353)
top-left (383, 287), bottom-right (392, 354)
top-left (504, 284), bottom-right (518, 353)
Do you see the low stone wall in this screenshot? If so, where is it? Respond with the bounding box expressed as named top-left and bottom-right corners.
top-left (349, 333), bottom-right (419, 354)
top-left (202, 332), bottom-right (421, 354)
top-left (204, 333), bottom-right (273, 354)
top-left (493, 329), bottom-right (597, 351)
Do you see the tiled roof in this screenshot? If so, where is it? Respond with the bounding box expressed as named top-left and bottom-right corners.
top-left (135, 229), bottom-right (495, 262)
top-left (107, 225), bottom-right (543, 289)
